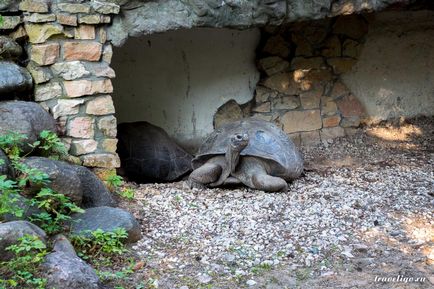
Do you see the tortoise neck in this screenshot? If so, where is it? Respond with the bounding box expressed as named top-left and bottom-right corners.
top-left (226, 142), bottom-right (244, 174)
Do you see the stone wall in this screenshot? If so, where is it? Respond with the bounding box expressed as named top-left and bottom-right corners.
top-left (248, 15), bottom-right (368, 146)
top-left (2, 0), bottom-right (121, 168)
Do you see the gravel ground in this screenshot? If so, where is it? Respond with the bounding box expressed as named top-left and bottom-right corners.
top-left (113, 118), bottom-right (433, 289)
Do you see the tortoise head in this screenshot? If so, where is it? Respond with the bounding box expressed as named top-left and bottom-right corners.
top-left (230, 133), bottom-right (249, 153)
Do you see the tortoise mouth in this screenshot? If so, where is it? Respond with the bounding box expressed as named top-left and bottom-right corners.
top-left (230, 133), bottom-right (249, 151)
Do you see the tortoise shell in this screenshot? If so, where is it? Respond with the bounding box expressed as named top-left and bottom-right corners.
top-left (192, 118), bottom-right (303, 178)
top-left (117, 122), bottom-right (192, 183)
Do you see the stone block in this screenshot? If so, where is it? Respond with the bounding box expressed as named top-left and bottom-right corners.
top-left (297, 69), bottom-right (333, 91)
top-left (71, 139), bottom-right (98, 155)
top-left (291, 57), bottom-right (324, 70)
top-left (321, 98), bottom-right (338, 116)
top-left (86, 63), bottom-right (115, 78)
top-left (34, 82), bottom-right (62, 101)
top-left (321, 35), bottom-right (341, 57)
top-left (98, 28), bottom-right (107, 43)
top-left (24, 13), bottom-right (56, 23)
top-left (252, 102), bottom-right (271, 113)
top-left (322, 115), bottom-right (341, 127)
top-left (52, 61), bottom-right (90, 80)
top-left (292, 33), bottom-right (313, 57)
top-left (90, 0), bottom-right (120, 14)
top-left (9, 26), bottom-right (27, 41)
top-left (100, 139), bottom-right (118, 154)
top-left (78, 15), bottom-right (101, 24)
top-left (300, 131), bottom-right (321, 146)
top-left (63, 79), bottom-right (113, 98)
top-left (214, 100), bottom-right (243, 128)
top-left (258, 56), bottom-right (289, 76)
top-left (251, 113), bottom-right (274, 122)
top-left (102, 44), bottom-right (113, 63)
top-left (342, 39), bottom-right (361, 58)
top-left (63, 41), bottom-right (102, 61)
top-left (57, 3), bottom-right (90, 13)
top-left (25, 23), bottom-right (64, 44)
top-left (67, 117), bottom-right (94, 138)
top-left (340, 116), bottom-right (361, 128)
top-left (263, 35), bottom-right (290, 58)
top-left (272, 95), bottom-right (299, 110)
top-left (97, 115), bottom-right (117, 138)
top-left (320, 127), bottom-right (345, 140)
top-left (287, 133), bottom-right (301, 147)
top-left (263, 72), bottom-right (301, 95)
top-left (1, 16), bottom-right (21, 30)
top-left (336, 94), bottom-right (365, 117)
top-left (30, 43), bottom-right (59, 66)
top-left (333, 15), bottom-right (368, 40)
top-left (85, 95), bottom-right (115, 115)
top-left (19, 0), bottom-right (49, 13)
top-left (56, 14), bottom-right (78, 26)
top-left (81, 154), bottom-right (120, 168)
top-left (52, 99), bottom-right (85, 119)
top-left (27, 62), bottom-right (52, 84)
top-left (74, 25), bottom-right (95, 40)
top-left (281, 110), bottom-right (322, 133)
top-left (300, 87), bottom-right (322, 109)
top-left (330, 81), bottom-right (351, 99)
top-left (327, 57), bottom-right (357, 74)
top-left (255, 86), bottom-right (277, 103)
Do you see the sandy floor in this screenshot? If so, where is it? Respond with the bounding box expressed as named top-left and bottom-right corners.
top-left (107, 117), bottom-right (433, 289)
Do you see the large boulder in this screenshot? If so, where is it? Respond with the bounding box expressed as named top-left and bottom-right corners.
top-left (0, 149), bottom-right (11, 176)
top-left (0, 101), bottom-right (56, 154)
top-left (0, 192), bottom-right (43, 222)
top-left (42, 235), bottom-right (102, 289)
top-left (21, 157), bottom-right (83, 204)
top-left (0, 61), bottom-right (32, 100)
top-left (20, 157), bottom-right (116, 208)
top-left (0, 221), bottom-right (46, 261)
top-left (0, 36), bottom-right (22, 60)
top-left (74, 166), bottom-right (117, 208)
top-left (70, 206), bottom-right (141, 243)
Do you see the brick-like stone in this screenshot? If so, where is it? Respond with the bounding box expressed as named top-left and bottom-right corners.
top-left (98, 28), bottom-right (107, 43)
top-left (263, 72), bottom-right (301, 95)
top-left (100, 139), bottom-right (118, 153)
top-left (98, 115), bottom-right (117, 138)
top-left (321, 98), bottom-right (338, 116)
top-left (56, 14), bottom-right (78, 26)
top-left (74, 25), bottom-right (95, 40)
top-left (102, 44), bottom-right (113, 63)
top-left (67, 117), bottom-right (94, 138)
top-left (291, 57), bottom-right (324, 70)
top-left (1, 16), bottom-right (21, 30)
top-left (327, 58), bottom-right (357, 74)
top-left (64, 79), bottom-right (113, 98)
top-left (19, 0), bottom-right (49, 13)
top-left (81, 153), bottom-right (120, 168)
top-left (263, 35), bottom-right (290, 58)
top-left (52, 99), bottom-right (85, 119)
top-left (24, 13), bottom-right (56, 23)
top-left (70, 139), bottom-right (98, 155)
top-left (258, 56), bottom-right (290, 76)
top-left (252, 102), bottom-right (271, 113)
top-left (91, 0), bottom-right (120, 14)
top-left (34, 82), bottom-right (62, 101)
top-left (333, 15), bottom-right (368, 39)
top-left (255, 86), bottom-right (277, 103)
top-left (63, 41), bottom-right (102, 61)
top-left (287, 133), bottom-right (301, 147)
top-left (336, 94), bottom-right (365, 117)
top-left (322, 115), bottom-right (341, 127)
top-left (101, 16), bottom-right (111, 24)
top-left (86, 95), bottom-right (115, 115)
top-left (320, 127), bottom-right (345, 140)
top-left (78, 15), bottom-right (101, 24)
top-left (52, 61), bottom-right (90, 80)
top-left (297, 69), bottom-right (333, 91)
top-left (300, 131), bottom-right (321, 146)
top-left (25, 23), bottom-right (64, 44)
top-left (26, 62), bottom-right (52, 84)
top-left (87, 63), bottom-right (115, 78)
top-left (281, 110), bottom-right (322, 134)
top-left (342, 39), bottom-right (361, 58)
top-left (272, 95), bottom-right (300, 110)
top-left (9, 26), bottom-right (27, 41)
top-left (292, 33), bottom-right (313, 57)
top-left (321, 35), bottom-right (341, 58)
top-left (330, 81), bottom-right (350, 99)
top-left (340, 116), bottom-right (361, 128)
top-left (252, 113), bottom-right (274, 122)
top-left (300, 87), bottom-right (322, 109)
top-left (57, 3), bottom-right (90, 13)
top-left (30, 43), bottom-right (60, 66)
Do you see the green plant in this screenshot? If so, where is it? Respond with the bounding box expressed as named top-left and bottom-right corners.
top-left (33, 130), bottom-right (68, 159)
top-left (71, 228), bottom-right (128, 260)
top-left (30, 188), bottom-right (84, 234)
top-left (0, 235), bottom-right (48, 289)
top-left (119, 187), bottom-right (135, 200)
top-left (0, 131), bottom-right (27, 160)
top-left (105, 173), bottom-right (123, 192)
top-left (0, 176), bottom-right (23, 220)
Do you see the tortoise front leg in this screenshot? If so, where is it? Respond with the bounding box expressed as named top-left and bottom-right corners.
top-left (188, 162), bottom-right (222, 188)
top-left (252, 173), bottom-right (288, 192)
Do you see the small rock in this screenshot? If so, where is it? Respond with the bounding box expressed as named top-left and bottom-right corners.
top-left (197, 273), bottom-right (212, 284)
top-left (246, 279), bottom-right (257, 286)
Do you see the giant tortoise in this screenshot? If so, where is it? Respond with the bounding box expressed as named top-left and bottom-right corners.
top-left (117, 121), bottom-right (193, 183)
top-left (189, 118), bottom-right (303, 192)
